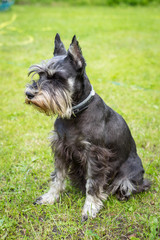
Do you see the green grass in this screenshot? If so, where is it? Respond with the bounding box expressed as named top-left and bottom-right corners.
top-left (0, 5), bottom-right (160, 240)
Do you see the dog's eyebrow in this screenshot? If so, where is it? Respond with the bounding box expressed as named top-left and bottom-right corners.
top-left (53, 71), bottom-right (67, 80)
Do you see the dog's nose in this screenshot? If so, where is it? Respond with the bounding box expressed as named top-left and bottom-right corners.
top-left (26, 91), bottom-right (34, 99)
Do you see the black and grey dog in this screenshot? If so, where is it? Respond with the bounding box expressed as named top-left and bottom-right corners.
top-left (25, 34), bottom-right (150, 221)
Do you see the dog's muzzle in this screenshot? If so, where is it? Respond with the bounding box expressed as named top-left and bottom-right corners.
top-left (26, 91), bottom-right (34, 99)
top-left (25, 86), bottom-right (38, 103)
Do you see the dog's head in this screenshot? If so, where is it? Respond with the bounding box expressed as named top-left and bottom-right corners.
top-left (25, 34), bottom-right (86, 118)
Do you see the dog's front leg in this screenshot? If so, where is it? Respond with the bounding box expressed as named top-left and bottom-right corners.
top-left (34, 167), bottom-right (66, 205)
top-left (82, 179), bottom-right (103, 221)
top-left (82, 162), bottom-right (107, 221)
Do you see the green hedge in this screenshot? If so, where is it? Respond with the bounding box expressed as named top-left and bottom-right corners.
top-left (15, 0), bottom-right (160, 5)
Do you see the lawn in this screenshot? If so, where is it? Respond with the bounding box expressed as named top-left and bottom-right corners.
top-left (0, 4), bottom-right (160, 240)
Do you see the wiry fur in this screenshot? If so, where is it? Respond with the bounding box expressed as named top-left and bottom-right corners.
top-left (25, 34), bottom-right (151, 221)
top-left (51, 133), bottom-right (114, 193)
top-left (25, 58), bottom-right (73, 118)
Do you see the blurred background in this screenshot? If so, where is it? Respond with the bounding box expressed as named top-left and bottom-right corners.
top-left (0, 1), bottom-right (160, 239)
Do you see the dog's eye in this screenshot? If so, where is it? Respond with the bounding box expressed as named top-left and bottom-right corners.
top-left (47, 74), bottom-right (54, 80)
top-left (32, 80), bottom-right (38, 88)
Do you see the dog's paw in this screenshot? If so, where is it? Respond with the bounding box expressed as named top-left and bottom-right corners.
top-left (81, 203), bottom-right (99, 221)
top-left (81, 210), bottom-right (97, 222)
top-left (81, 195), bottom-right (103, 221)
top-left (33, 193), bottom-right (58, 205)
top-left (33, 196), bottom-right (43, 205)
top-left (81, 214), bottom-right (88, 222)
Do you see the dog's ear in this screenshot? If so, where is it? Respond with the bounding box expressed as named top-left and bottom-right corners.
top-left (54, 33), bottom-right (67, 56)
top-left (68, 35), bottom-right (86, 70)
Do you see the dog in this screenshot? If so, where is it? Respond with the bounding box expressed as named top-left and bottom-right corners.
top-left (25, 34), bottom-right (150, 221)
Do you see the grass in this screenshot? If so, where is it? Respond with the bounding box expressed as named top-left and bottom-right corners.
top-left (0, 5), bottom-right (160, 240)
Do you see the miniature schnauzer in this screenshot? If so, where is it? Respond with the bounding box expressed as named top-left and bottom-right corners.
top-left (25, 34), bottom-right (150, 221)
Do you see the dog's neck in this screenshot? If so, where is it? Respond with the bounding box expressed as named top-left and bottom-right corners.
top-left (71, 74), bottom-right (95, 115)
top-left (72, 85), bottom-right (95, 115)
top-left (72, 73), bottom-right (92, 103)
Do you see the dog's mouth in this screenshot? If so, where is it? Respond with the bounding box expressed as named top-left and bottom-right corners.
top-left (25, 89), bottom-right (43, 108)
top-left (25, 87), bottom-right (38, 104)
top-left (25, 87), bottom-right (72, 118)
top-left (25, 96), bottom-right (33, 104)
top-left (25, 91), bottom-right (51, 116)
top-left (25, 90), bottom-right (47, 116)
top-left (25, 96), bottom-right (33, 105)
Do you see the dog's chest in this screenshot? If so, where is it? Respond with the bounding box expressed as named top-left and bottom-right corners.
top-left (53, 118), bottom-right (90, 166)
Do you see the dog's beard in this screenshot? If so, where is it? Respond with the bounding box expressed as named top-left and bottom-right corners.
top-left (25, 88), bottom-right (72, 118)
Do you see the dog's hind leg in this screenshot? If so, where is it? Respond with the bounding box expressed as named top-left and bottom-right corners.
top-left (110, 154), bottom-right (151, 201)
top-left (34, 165), bottom-right (66, 205)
